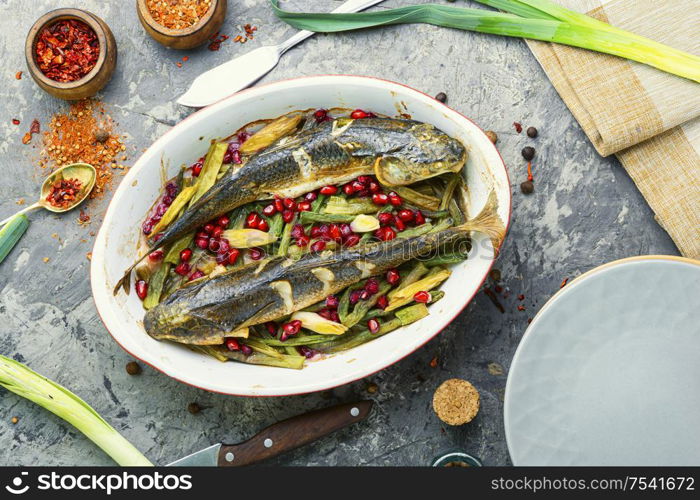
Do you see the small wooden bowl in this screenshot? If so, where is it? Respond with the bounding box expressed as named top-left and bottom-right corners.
top-left (25, 9), bottom-right (117, 101)
top-left (137, 0), bottom-right (227, 50)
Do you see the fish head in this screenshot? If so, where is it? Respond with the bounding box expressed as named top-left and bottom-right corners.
top-left (374, 123), bottom-right (467, 186)
top-left (143, 302), bottom-right (226, 345)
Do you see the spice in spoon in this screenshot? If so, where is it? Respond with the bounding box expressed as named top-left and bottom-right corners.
top-left (45, 178), bottom-right (83, 209)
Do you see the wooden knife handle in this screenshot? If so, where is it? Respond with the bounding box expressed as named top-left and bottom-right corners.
top-left (217, 400), bottom-right (373, 466)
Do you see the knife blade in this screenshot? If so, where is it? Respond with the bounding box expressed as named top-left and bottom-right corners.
top-left (167, 400), bottom-right (373, 466)
top-left (176, 0), bottom-right (386, 107)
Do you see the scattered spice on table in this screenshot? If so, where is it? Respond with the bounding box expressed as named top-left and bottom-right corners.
top-left (15, 71), bottom-right (22, 80)
top-left (517, 304), bottom-right (526, 311)
top-left (45, 178), bottom-right (83, 209)
top-left (366, 382), bottom-right (378, 394)
top-left (517, 294), bottom-right (525, 301)
top-left (485, 130), bottom-right (498, 144)
top-left (35, 19), bottom-right (100, 82)
top-left (487, 362), bottom-right (504, 376)
top-left (42, 257), bottom-right (49, 263)
top-left (429, 356), bottom-right (439, 368)
top-left (146, 0), bottom-right (212, 30)
top-left (11, 416), bottom-right (19, 424)
top-left (483, 286), bottom-right (505, 313)
top-left (522, 146), bottom-right (535, 161)
top-left (11, 118), bottom-right (20, 126)
top-left (86, 251), bottom-right (92, 261)
top-left (21, 119), bottom-right (40, 145)
top-left (16, 198), bottom-right (25, 205)
top-left (208, 31), bottom-right (230, 51)
top-left (187, 402), bottom-right (201, 414)
top-left (435, 91), bottom-right (447, 103)
top-left (40, 99), bottom-right (126, 199)
top-left (527, 126), bottom-right (538, 138)
top-left (560, 277), bottom-right (569, 288)
top-left (433, 379), bottom-right (480, 426)
top-left (176, 62), bottom-right (182, 68)
top-left (78, 209), bottom-right (91, 225)
top-left (125, 361), bottom-right (141, 375)
top-left (513, 121), bottom-right (522, 133)
top-left (489, 268), bottom-right (501, 282)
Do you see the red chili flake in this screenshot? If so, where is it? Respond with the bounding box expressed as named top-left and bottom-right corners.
top-left (46, 177), bottom-right (83, 209)
top-left (517, 294), bottom-right (525, 301)
top-left (517, 305), bottom-right (526, 311)
top-left (494, 285), bottom-right (503, 293)
top-left (560, 277), bottom-right (568, 288)
top-left (527, 161), bottom-right (533, 182)
top-left (527, 318), bottom-right (533, 324)
top-left (11, 119), bottom-right (20, 125)
top-left (21, 132), bottom-right (32, 145)
top-left (35, 19), bottom-right (100, 83)
top-left (182, 56), bottom-right (189, 62)
top-left (513, 122), bottom-right (523, 133)
top-left (30, 119), bottom-right (40, 135)
top-left (483, 286), bottom-right (505, 313)
top-left (176, 62), bottom-right (183, 68)
top-left (15, 71), bottom-right (22, 80)
top-left (429, 356), bottom-right (438, 368)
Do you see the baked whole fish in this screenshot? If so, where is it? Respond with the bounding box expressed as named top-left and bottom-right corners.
top-left (116, 117), bottom-right (466, 294)
top-left (143, 193), bottom-right (504, 345)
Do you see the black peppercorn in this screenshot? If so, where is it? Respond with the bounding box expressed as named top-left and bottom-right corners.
top-left (125, 361), bottom-right (141, 375)
top-left (526, 126), bottom-right (538, 138)
top-left (94, 129), bottom-right (110, 143)
top-left (187, 403), bottom-right (201, 414)
top-left (520, 180), bottom-right (534, 194)
top-left (435, 92), bottom-right (447, 103)
top-left (521, 146), bottom-right (535, 161)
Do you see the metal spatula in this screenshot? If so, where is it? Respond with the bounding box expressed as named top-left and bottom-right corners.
top-left (177, 0), bottom-right (386, 108)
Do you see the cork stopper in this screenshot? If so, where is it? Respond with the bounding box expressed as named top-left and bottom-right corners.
top-left (432, 378), bottom-right (480, 425)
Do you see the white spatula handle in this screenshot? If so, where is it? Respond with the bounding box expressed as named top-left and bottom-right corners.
top-left (278, 0), bottom-right (386, 54)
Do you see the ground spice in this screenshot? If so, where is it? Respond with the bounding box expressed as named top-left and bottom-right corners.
top-left (429, 356), bottom-right (439, 368)
top-left (483, 286), bottom-right (505, 313)
top-left (12, 119), bottom-right (20, 126)
top-left (36, 20), bottom-right (99, 82)
top-left (517, 304), bottom-right (525, 311)
top-left (40, 99), bottom-right (126, 199)
top-left (208, 31), bottom-right (229, 51)
top-left (433, 379), bottom-right (480, 426)
top-left (21, 119), bottom-right (41, 145)
top-left (147, 0), bottom-right (212, 30)
top-left (560, 277), bottom-right (568, 288)
top-left (513, 121), bottom-right (522, 133)
top-left (46, 178), bottom-right (82, 209)
top-left (15, 71), bottom-right (22, 80)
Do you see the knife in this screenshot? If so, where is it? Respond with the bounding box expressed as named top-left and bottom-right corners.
top-left (167, 400), bottom-right (373, 466)
top-left (177, 0), bottom-right (386, 107)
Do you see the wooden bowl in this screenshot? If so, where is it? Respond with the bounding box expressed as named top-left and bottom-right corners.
top-left (137, 0), bottom-right (227, 50)
top-left (25, 8), bottom-right (117, 101)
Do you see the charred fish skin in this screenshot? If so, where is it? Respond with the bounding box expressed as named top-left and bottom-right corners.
top-left (143, 226), bottom-right (470, 345)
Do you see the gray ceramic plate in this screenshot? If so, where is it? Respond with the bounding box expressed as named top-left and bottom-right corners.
top-left (505, 256), bottom-right (700, 466)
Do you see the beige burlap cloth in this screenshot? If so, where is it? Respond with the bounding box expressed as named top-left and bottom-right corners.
top-left (526, 0), bottom-right (700, 257)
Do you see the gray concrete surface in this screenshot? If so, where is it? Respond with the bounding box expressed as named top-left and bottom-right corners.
top-left (0, 0), bottom-right (678, 466)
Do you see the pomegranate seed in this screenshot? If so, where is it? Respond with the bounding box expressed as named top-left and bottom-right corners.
top-left (339, 223), bottom-right (353, 237)
top-left (296, 235), bottom-right (310, 247)
top-left (368, 181), bottom-right (381, 194)
top-left (188, 270), bottom-right (205, 281)
top-left (225, 338), bottom-right (240, 351)
top-left (394, 218), bottom-right (406, 232)
top-left (203, 223), bottom-right (215, 234)
top-left (354, 189), bottom-right (369, 198)
top-left (329, 310), bottom-right (340, 322)
top-left (372, 193), bottom-right (389, 205)
top-left (282, 209), bottom-right (294, 223)
top-left (351, 180), bottom-right (365, 192)
top-left (351, 109), bottom-right (370, 119)
top-left (196, 231), bottom-right (209, 240)
top-left (365, 278), bottom-right (380, 295)
top-left (148, 250), bottom-right (164, 261)
top-left (298, 346), bottom-right (316, 358)
top-left (283, 198), bottom-right (297, 211)
top-left (349, 290), bottom-right (362, 305)
top-left (305, 191), bottom-right (318, 202)
top-left (367, 318), bottom-right (380, 334)
top-left (343, 183), bottom-right (355, 196)
top-left (326, 295), bottom-right (339, 309)
top-left (240, 344), bottom-right (253, 356)
top-left (192, 163), bottom-right (203, 177)
top-left (257, 219), bottom-right (269, 232)
top-left (246, 212), bottom-right (261, 228)
top-left (274, 197), bottom-right (285, 212)
top-left (262, 204), bottom-right (277, 216)
top-left (414, 210), bottom-right (426, 225)
top-left (265, 321), bottom-right (278, 336)
top-left (216, 215), bottom-right (230, 227)
top-left (397, 209), bottom-right (414, 222)
top-left (282, 321), bottom-right (301, 336)
top-left (195, 237), bottom-right (209, 249)
top-left (376, 295), bottom-right (389, 310)
top-left (218, 239), bottom-right (230, 254)
top-left (310, 226), bottom-right (322, 238)
top-left (310, 240), bottom-right (326, 252)
top-left (211, 226), bottom-right (224, 239)
top-left (227, 248), bottom-right (240, 265)
top-left (329, 224), bottom-right (342, 241)
top-left (386, 269), bottom-right (401, 285)
top-left (344, 234), bottom-right (360, 247)
top-left (237, 131), bottom-right (250, 143)
top-left (175, 262), bottom-right (191, 276)
top-left (135, 280), bottom-right (148, 300)
top-left (378, 212), bottom-right (394, 226)
top-left (319, 185), bottom-right (338, 195)
top-left (142, 221), bottom-right (153, 235)
top-left (216, 252), bottom-right (229, 265)
top-left (357, 176), bottom-right (372, 185)
top-left (359, 290), bottom-right (370, 300)
top-left (388, 192), bottom-right (402, 206)
top-left (291, 224), bottom-right (305, 239)
top-left (317, 308), bottom-right (333, 320)
top-left (180, 248), bottom-right (193, 262)
top-left (375, 227), bottom-right (396, 241)
top-left (318, 224), bottom-right (330, 237)
top-left (313, 109), bottom-right (328, 122)
top-left (209, 239), bottom-right (221, 252)
top-left (152, 233), bottom-right (164, 242)
top-left (297, 201), bottom-right (311, 212)
top-left (414, 291), bottom-right (431, 303)
top-left (249, 248), bottom-right (264, 260)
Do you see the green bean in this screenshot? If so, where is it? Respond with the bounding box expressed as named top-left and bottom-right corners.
top-left (311, 193), bottom-right (327, 213)
top-left (392, 186), bottom-right (440, 211)
top-left (164, 234), bottom-right (192, 264)
top-left (423, 253), bottom-right (469, 267)
top-left (342, 282), bottom-right (391, 327)
top-left (277, 214), bottom-right (296, 256)
top-left (243, 338), bottom-right (284, 359)
top-left (260, 334), bottom-right (332, 347)
top-left (269, 212), bottom-right (284, 238)
top-left (403, 205), bottom-right (450, 219)
top-left (219, 349), bottom-right (305, 369)
top-left (338, 286), bottom-right (352, 323)
top-left (359, 232), bottom-right (374, 245)
top-left (143, 263), bottom-right (170, 309)
top-left (320, 318), bottom-right (402, 353)
top-left (299, 212), bottom-right (355, 224)
top-left (396, 223), bottom-right (433, 239)
top-left (389, 262), bottom-right (429, 299)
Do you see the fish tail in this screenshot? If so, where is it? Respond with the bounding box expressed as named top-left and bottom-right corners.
top-left (113, 251), bottom-right (151, 295)
top-left (457, 190), bottom-right (506, 255)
